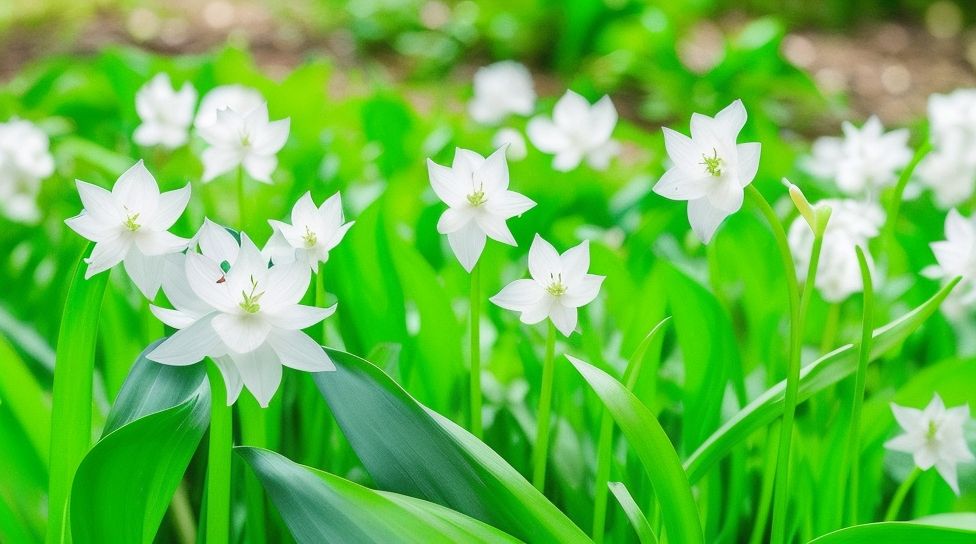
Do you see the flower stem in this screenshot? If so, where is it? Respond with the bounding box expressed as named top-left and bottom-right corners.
top-left (884, 467), bottom-right (922, 521)
top-left (205, 361), bottom-right (232, 544)
top-left (746, 185), bottom-right (803, 544)
top-left (470, 262), bottom-right (483, 438)
top-left (844, 246), bottom-right (875, 525)
top-left (819, 302), bottom-right (841, 355)
top-left (880, 142), bottom-right (931, 254)
top-left (237, 166), bottom-right (246, 230)
top-left (316, 270), bottom-right (328, 344)
top-left (532, 321), bottom-right (557, 491)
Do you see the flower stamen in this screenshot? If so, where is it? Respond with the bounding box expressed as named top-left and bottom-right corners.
top-left (123, 211), bottom-right (141, 232)
top-left (546, 272), bottom-right (568, 297)
top-left (239, 275), bottom-right (265, 314)
top-left (700, 148), bottom-right (723, 177)
top-left (302, 225), bottom-right (318, 248)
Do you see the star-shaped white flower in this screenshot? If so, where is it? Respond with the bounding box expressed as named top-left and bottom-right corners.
top-left (490, 235), bottom-right (604, 336)
top-left (885, 394), bottom-right (975, 494)
top-left (652, 99), bottom-right (761, 244)
top-left (148, 231), bottom-right (335, 407)
top-left (926, 209), bottom-right (976, 282)
top-left (199, 102), bottom-right (289, 183)
top-left (916, 132), bottom-right (976, 209)
top-left (265, 191), bottom-right (355, 271)
top-left (427, 146), bottom-right (536, 272)
top-left (806, 116), bottom-right (911, 197)
top-left (64, 160), bottom-right (190, 299)
top-left (527, 90), bottom-right (619, 172)
top-left (493, 128), bottom-right (527, 161)
top-left (0, 118), bottom-right (54, 223)
top-left (468, 61), bottom-right (536, 125)
top-left (133, 73), bottom-right (198, 149)
top-left (193, 84), bottom-right (265, 130)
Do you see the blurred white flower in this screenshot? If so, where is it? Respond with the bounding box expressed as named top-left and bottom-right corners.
top-left (65, 160), bottom-right (190, 299)
top-left (468, 61), bottom-right (536, 125)
top-left (527, 90), bottom-right (619, 172)
top-left (0, 118), bottom-right (54, 223)
top-left (806, 116), bottom-right (911, 196)
top-left (193, 84), bottom-right (264, 129)
top-left (924, 209), bottom-right (976, 318)
top-left (653, 99), bottom-right (761, 244)
top-left (885, 394), bottom-right (974, 494)
top-left (788, 198), bottom-right (883, 302)
top-left (266, 191), bottom-right (355, 271)
top-left (493, 128), bottom-right (527, 161)
top-left (199, 103), bottom-right (290, 183)
top-left (915, 134), bottom-right (976, 209)
top-left (133, 73), bottom-right (197, 149)
top-left (148, 232), bottom-right (335, 407)
top-left (490, 235), bottom-right (604, 336)
top-left (928, 89), bottom-right (976, 144)
top-left (427, 146), bottom-right (536, 272)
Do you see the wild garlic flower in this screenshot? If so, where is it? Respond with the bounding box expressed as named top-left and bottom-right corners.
top-left (886, 394), bottom-right (974, 494)
top-left (652, 99), bottom-right (761, 244)
top-left (806, 116), bottom-right (911, 197)
top-left (193, 84), bottom-right (264, 129)
top-left (199, 103), bottom-right (290, 183)
top-left (527, 90), bottom-right (619, 172)
top-left (468, 61), bottom-right (536, 125)
top-left (490, 235), bottom-right (604, 336)
top-left (65, 160), bottom-right (190, 299)
top-left (148, 231), bottom-right (335, 407)
top-left (0, 118), bottom-right (55, 223)
top-left (133, 73), bottom-right (197, 149)
top-left (427, 146), bottom-right (536, 272)
top-left (265, 191), bottom-right (355, 271)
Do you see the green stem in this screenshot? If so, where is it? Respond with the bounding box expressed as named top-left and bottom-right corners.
top-left (880, 142), bottom-right (931, 255)
top-left (206, 362), bottom-right (232, 544)
top-left (237, 166), bottom-right (246, 230)
top-left (819, 302), bottom-right (841, 355)
top-left (592, 410), bottom-right (614, 542)
top-left (746, 185), bottom-right (803, 544)
top-left (845, 246), bottom-right (875, 525)
top-left (470, 263), bottom-right (483, 438)
top-left (532, 321), bottom-right (557, 491)
top-left (169, 482), bottom-right (197, 544)
top-left (316, 270), bottom-right (328, 345)
top-left (239, 395), bottom-right (267, 543)
top-left (748, 430), bottom-right (778, 544)
top-left (884, 467), bottom-right (922, 521)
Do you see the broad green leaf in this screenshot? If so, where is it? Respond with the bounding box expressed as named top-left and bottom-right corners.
top-left (684, 278), bottom-right (959, 483)
top-left (0, 333), bottom-right (50, 463)
top-left (238, 447), bottom-right (523, 544)
top-left (608, 482), bottom-right (658, 544)
top-left (809, 515), bottom-right (976, 543)
top-left (314, 348), bottom-right (590, 543)
top-left (69, 343), bottom-right (210, 544)
top-left (567, 355), bottom-right (704, 544)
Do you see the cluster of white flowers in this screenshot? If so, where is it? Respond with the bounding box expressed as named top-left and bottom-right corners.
top-left (0, 118), bottom-right (55, 223)
top-left (916, 90), bottom-right (976, 208)
top-left (806, 116), bottom-right (911, 197)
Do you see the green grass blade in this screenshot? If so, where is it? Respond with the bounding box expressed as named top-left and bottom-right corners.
top-left (568, 355), bottom-right (704, 544)
top-left (810, 516), bottom-right (976, 543)
top-left (0, 333), bottom-right (51, 464)
top-left (608, 482), bottom-right (658, 544)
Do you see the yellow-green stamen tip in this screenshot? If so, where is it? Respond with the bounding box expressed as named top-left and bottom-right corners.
top-left (701, 148), bottom-right (722, 177)
top-left (302, 226), bottom-right (318, 248)
top-left (546, 273), bottom-right (568, 297)
top-left (239, 275), bottom-right (265, 314)
top-left (467, 190), bottom-right (487, 207)
top-left (123, 212), bottom-right (141, 232)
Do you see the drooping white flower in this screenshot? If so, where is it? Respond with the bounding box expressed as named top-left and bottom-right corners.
top-left (193, 84), bottom-right (265, 129)
top-left (265, 191), bottom-right (355, 271)
top-left (652, 99), bottom-right (761, 244)
top-left (527, 90), bottom-right (619, 172)
top-left (198, 102), bottom-right (290, 183)
top-left (133, 73), bottom-right (198, 149)
top-left (427, 147), bottom-right (536, 272)
top-left (490, 235), bottom-right (604, 336)
top-left (148, 231), bottom-right (335, 407)
top-left (885, 394), bottom-right (975, 494)
top-left (493, 128), bottom-right (527, 161)
top-left (0, 118), bottom-right (55, 223)
top-left (468, 61), bottom-right (536, 125)
top-left (788, 198), bottom-right (884, 302)
top-left (915, 133), bottom-right (976, 209)
top-left (64, 160), bottom-right (190, 299)
top-left (806, 116), bottom-right (911, 196)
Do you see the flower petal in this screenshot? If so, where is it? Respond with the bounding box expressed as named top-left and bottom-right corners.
top-left (84, 235), bottom-right (131, 278)
top-left (490, 279), bottom-right (544, 311)
top-left (447, 222), bottom-right (487, 273)
top-left (147, 314), bottom-right (222, 365)
top-left (427, 159), bottom-right (466, 207)
top-left (266, 329), bottom-right (335, 372)
top-left (475, 214), bottom-right (516, 246)
top-left (560, 240), bottom-right (590, 286)
top-left (76, 180), bottom-right (123, 224)
top-left (437, 208), bottom-right (474, 234)
top-left (135, 230), bottom-right (189, 257)
top-left (261, 262), bottom-right (312, 312)
top-left (124, 250), bottom-right (165, 300)
top-left (736, 142), bottom-right (761, 187)
top-left (253, 118), bottom-right (289, 155)
top-left (653, 167), bottom-right (711, 201)
top-left (687, 197), bottom-right (730, 244)
top-left (486, 190), bottom-right (535, 219)
top-left (563, 274), bottom-right (604, 308)
top-left (230, 343), bottom-right (282, 408)
top-left (185, 252), bottom-right (238, 313)
top-left (476, 146), bottom-right (510, 194)
top-left (528, 234), bottom-right (562, 284)
top-left (201, 147), bottom-right (241, 182)
top-left (662, 127), bottom-right (702, 175)
top-left (243, 154), bottom-right (277, 184)
top-left (212, 355), bottom-right (244, 405)
top-left (526, 117), bottom-right (569, 153)
top-left (212, 313), bottom-right (272, 354)
top-left (549, 303), bottom-right (578, 337)
top-left (196, 219), bottom-right (240, 264)
top-left (65, 212), bottom-right (119, 242)
top-left (153, 184), bottom-right (191, 230)
top-left (112, 160), bottom-right (160, 220)
top-left (715, 99), bottom-right (747, 138)
top-left (264, 303), bottom-right (335, 330)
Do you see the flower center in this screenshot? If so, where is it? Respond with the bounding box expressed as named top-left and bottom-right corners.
top-left (123, 211), bottom-right (141, 232)
top-left (239, 275), bottom-right (265, 314)
top-left (546, 273), bottom-right (568, 297)
top-left (467, 175), bottom-right (487, 207)
top-left (302, 225), bottom-right (318, 248)
top-left (926, 420), bottom-right (939, 442)
top-left (700, 148), bottom-right (723, 177)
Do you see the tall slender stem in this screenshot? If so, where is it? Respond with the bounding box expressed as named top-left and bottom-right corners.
top-left (470, 263), bottom-right (483, 438)
top-left (844, 246), bottom-right (875, 524)
top-left (206, 362), bottom-right (232, 544)
top-left (880, 142), bottom-right (931, 255)
top-left (316, 270), bottom-right (328, 344)
top-left (884, 467), bottom-right (921, 521)
top-left (237, 166), bottom-right (246, 230)
top-left (592, 409), bottom-right (614, 542)
top-left (533, 322), bottom-right (557, 491)
top-left (819, 302), bottom-right (841, 355)
top-left (746, 186), bottom-right (803, 544)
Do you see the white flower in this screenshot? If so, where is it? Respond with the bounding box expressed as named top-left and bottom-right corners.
top-left (928, 89), bottom-right (976, 145)
top-left (468, 61), bottom-right (536, 125)
top-left (806, 116), bottom-right (911, 196)
top-left (427, 147), bottom-right (536, 272)
top-left (527, 90), bottom-right (619, 172)
top-left (788, 198), bottom-right (884, 302)
top-left (0, 118), bottom-right (55, 223)
top-left (885, 394), bottom-right (974, 494)
top-left (64, 160), bottom-right (190, 299)
top-left (652, 99), bottom-right (761, 244)
top-left (133, 73), bottom-right (197, 149)
top-left (193, 84), bottom-right (264, 129)
top-left (916, 129), bottom-right (976, 209)
top-left (924, 209), bottom-right (976, 318)
top-left (198, 103), bottom-right (290, 183)
top-left (265, 191), bottom-right (355, 271)
top-left (148, 230), bottom-right (335, 407)
top-left (493, 128), bottom-right (527, 161)
top-left (490, 235), bottom-right (604, 336)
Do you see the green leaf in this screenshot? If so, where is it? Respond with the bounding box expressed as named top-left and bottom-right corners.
top-left (70, 343), bottom-right (210, 544)
top-left (567, 355), bottom-right (704, 544)
top-left (809, 515), bottom-right (976, 543)
top-left (684, 278), bottom-right (960, 484)
top-left (237, 447), bottom-right (522, 544)
top-left (0, 333), bottom-right (50, 464)
top-left (314, 348), bottom-right (590, 543)
top-left (608, 482), bottom-right (658, 544)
